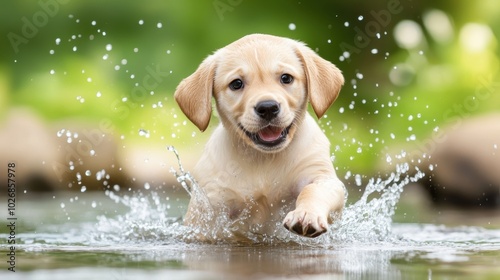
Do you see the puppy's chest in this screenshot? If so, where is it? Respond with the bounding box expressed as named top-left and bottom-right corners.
top-left (201, 160), bottom-right (298, 202)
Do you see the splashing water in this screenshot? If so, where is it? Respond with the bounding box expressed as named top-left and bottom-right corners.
top-left (90, 146), bottom-right (424, 246)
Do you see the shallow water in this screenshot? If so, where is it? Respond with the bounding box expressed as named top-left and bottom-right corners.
top-left (2, 186), bottom-right (500, 279)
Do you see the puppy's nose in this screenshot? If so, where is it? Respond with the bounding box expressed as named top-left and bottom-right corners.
top-left (255, 100), bottom-right (280, 121)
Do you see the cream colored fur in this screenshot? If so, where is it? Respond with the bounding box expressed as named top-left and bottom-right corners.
top-left (175, 34), bottom-right (345, 240)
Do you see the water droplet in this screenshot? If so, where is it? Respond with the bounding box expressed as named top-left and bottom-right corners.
top-left (106, 44), bottom-right (112, 51)
top-left (55, 38), bottom-right (61, 45)
top-left (96, 91), bottom-right (101, 97)
top-left (138, 19), bottom-right (144, 25)
top-left (81, 186), bottom-right (87, 192)
top-left (50, 69), bottom-right (55, 75)
top-left (157, 22), bottom-right (163, 28)
top-left (85, 170), bottom-right (91, 176)
top-left (144, 183), bottom-right (150, 190)
top-left (386, 155), bottom-right (392, 163)
top-left (371, 48), bottom-right (378, 54)
top-left (60, 203), bottom-right (65, 209)
top-left (344, 21), bottom-right (349, 27)
top-left (121, 59), bottom-right (127, 65)
top-left (49, 49), bottom-right (55, 55)
top-left (288, 23), bottom-right (296, 30)
top-left (358, 15), bottom-right (364, 21)
top-left (72, 46), bottom-right (77, 52)
top-left (91, 201), bottom-right (97, 208)
top-left (138, 129), bottom-right (150, 138)
top-left (354, 174), bottom-right (362, 186)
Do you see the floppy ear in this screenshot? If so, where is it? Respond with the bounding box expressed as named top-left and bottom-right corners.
top-left (295, 44), bottom-right (344, 119)
top-left (174, 55), bottom-right (217, 132)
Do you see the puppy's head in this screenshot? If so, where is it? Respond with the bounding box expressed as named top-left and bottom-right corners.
top-left (175, 34), bottom-right (344, 153)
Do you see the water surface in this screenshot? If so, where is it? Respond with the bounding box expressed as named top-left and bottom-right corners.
top-left (2, 186), bottom-right (500, 279)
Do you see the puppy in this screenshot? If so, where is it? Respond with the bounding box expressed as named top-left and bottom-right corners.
top-left (175, 34), bottom-right (345, 241)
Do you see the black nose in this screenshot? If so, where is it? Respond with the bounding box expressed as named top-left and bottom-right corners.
top-left (255, 100), bottom-right (280, 121)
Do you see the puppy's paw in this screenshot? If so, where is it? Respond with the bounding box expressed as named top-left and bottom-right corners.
top-left (283, 209), bottom-right (328, 238)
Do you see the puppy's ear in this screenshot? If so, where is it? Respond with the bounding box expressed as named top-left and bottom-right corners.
top-left (295, 44), bottom-right (344, 119)
top-left (174, 55), bottom-right (217, 132)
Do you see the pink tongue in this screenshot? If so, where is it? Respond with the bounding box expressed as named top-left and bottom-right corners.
top-left (258, 126), bottom-right (283, 142)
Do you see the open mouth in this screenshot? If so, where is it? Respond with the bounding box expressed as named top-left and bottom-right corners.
top-left (239, 124), bottom-right (292, 148)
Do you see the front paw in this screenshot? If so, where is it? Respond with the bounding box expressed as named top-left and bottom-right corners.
top-left (283, 209), bottom-right (328, 238)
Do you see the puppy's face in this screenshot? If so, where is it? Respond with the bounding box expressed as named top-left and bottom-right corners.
top-left (175, 34), bottom-right (344, 153)
top-left (213, 40), bottom-right (307, 152)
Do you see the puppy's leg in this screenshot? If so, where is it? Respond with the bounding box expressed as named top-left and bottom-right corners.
top-left (283, 178), bottom-right (345, 237)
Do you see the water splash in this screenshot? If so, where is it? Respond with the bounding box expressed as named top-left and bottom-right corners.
top-left (91, 190), bottom-right (187, 244)
top-left (90, 147), bottom-right (424, 246)
top-left (326, 162), bottom-right (425, 244)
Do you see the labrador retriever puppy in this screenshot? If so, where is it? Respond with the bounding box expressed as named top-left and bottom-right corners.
top-left (175, 34), bottom-right (345, 241)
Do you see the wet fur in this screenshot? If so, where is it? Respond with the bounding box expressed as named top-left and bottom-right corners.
top-left (175, 34), bottom-right (345, 240)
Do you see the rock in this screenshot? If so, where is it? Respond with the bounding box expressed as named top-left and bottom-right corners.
top-left (51, 118), bottom-right (127, 192)
top-left (418, 113), bottom-right (500, 208)
top-left (0, 107), bottom-right (128, 192)
top-left (0, 108), bottom-right (60, 192)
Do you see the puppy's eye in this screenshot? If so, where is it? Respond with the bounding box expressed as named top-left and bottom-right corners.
top-left (280, 74), bottom-right (294, 84)
top-left (229, 79), bottom-right (244, 91)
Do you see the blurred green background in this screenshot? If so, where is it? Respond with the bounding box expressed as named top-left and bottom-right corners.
top-left (1, 0), bottom-right (499, 187)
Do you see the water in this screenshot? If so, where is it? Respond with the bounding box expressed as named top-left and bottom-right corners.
top-left (2, 148), bottom-right (500, 279)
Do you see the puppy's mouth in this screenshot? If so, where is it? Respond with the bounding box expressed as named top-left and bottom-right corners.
top-left (239, 124), bottom-right (292, 148)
